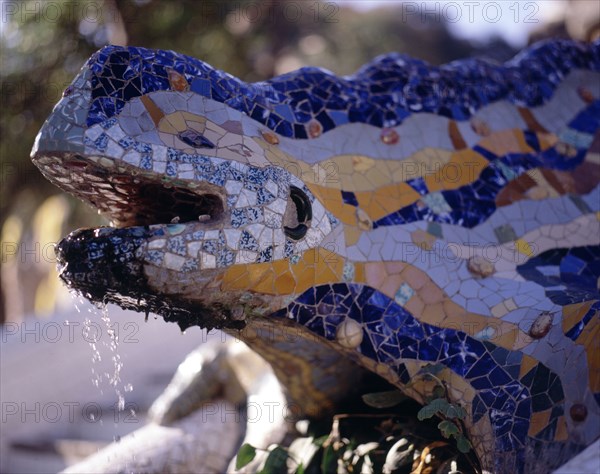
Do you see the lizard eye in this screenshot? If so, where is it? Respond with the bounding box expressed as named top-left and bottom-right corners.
top-left (177, 129), bottom-right (215, 148)
top-left (284, 186), bottom-right (312, 240)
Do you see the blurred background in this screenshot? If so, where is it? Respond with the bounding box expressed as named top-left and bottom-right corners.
top-left (0, 0), bottom-right (599, 472)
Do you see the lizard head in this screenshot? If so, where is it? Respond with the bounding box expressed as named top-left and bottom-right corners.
top-left (31, 45), bottom-right (340, 331)
top-left (31, 41), bottom-right (600, 471)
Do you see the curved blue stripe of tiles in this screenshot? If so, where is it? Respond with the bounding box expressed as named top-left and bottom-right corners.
top-left (86, 41), bottom-right (600, 135)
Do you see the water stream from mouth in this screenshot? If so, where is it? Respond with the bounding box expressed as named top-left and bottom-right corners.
top-left (69, 292), bottom-right (135, 438)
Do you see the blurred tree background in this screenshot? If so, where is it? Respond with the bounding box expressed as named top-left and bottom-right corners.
top-left (1, 0), bottom-right (598, 323)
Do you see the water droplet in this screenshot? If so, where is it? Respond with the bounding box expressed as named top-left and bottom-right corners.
top-left (80, 305), bottom-right (135, 444)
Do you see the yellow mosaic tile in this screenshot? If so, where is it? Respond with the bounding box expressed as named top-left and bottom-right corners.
top-left (352, 155), bottom-right (375, 172)
top-left (344, 227), bottom-right (362, 246)
top-left (519, 354), bottom-right (539, 379)
top-left (528, 408), bottom-right (552, 437)
top-left (406, 293), bottom-right (426, 317)
top-left (364, 262), bottom-right (386, 288)
top-left (579, 315), bottom-right (600, 393)
top-left (491, 300), bottom-right (509, 318)
top-left (348, 172), bottom-right (372, 190)
top-left (140, 95), bottom-right (165, 126)
top-left (165, 111), bottom-right (187, 131)
top-left (305, 183), bottom-right (357, 225)
top-left (515, 238), bottom-right (534, 257)
top-left (223, 249), bottom-right (348, 296)
top-left (555, 416), bottom-right (569, 441)
top-left (538, 132), bottom-right (558, 150)
top-left (380, 275), bottom-right (405, 299)
top-left (561, 301), bottom-right (594, 334)
top-left (410, 229), bottom-right (436, 250)
top-left (221, 263), bottom-right (249, 285)
top-left (420, 280), bottom-right (444, 305)
top-left (515, 129), bottom-right (535, 153)
top-left (480, 130), bottom-right (522, 156)
top-left (353, 262), bottom-right (366, 283)
top-left (400, 264), bottom-right (428, 290)
top-left (364, 166), bottom-right (393, 189)
top-left (425, 148), bottom-right (488, 192)
top-left (187, 120), bottom-right (206, 133)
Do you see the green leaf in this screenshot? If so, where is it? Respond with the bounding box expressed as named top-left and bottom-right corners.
top-left (437, 420), bottom-right (460, 438)
top-left (313, 435), bottom-right (329, 447)
top-left (362, 389), bottom-right (407, 408)
top-left (455, 434), bottom-right (473, 453)
top-left (321, 443), bottom-right (338, 474)
top-left (446, 404), bottom-right (467, 420)
top-left (296, 463), bottom-right (305, 474)
top-left (236, 443), bottom-right (257, 470)
top-left (259, 446), bottom-right (289, 474)
top-left (432, 385), bottom-right (446, 399)
top-left (417, 398), bottom-right (451, 420)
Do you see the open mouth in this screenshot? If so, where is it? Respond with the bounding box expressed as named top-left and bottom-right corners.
top-left (34, 149), bottom-right (314, 330)
top-left (123, 183), bottom-right (224, 226)
top-left (34, 152), bottom-right (249, 329)
top-left (49, 154), bottom-right (228, 229)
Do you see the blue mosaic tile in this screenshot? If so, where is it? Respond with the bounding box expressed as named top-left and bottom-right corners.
top-left (166, 236), bottom-right (186, 256)
top-left (239, 230), bottom-right (259, 252)
top-left (86, 42), bottom-right (600, 136)
top-left (275, 282), bottom-right (569, 461)
top-left (341, 190), bottom-right (359, 206)
top-left (140, 154), bottom-right (152, 170)
top-left (256, 245), bottom-right (273, 263)
top-left (517, 246), bottom-right (600, 307)
top-left (94, 133), bottom-right (108, 151)
top-left (118, 136), bottom-right (135, 149)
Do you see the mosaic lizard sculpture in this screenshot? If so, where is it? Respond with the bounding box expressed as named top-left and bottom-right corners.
top-left (31, 39), bottom-right (600, 473)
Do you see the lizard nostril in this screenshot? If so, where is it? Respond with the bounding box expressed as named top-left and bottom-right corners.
top-left (177, 129), bottom-right (215, 149)
top-left (284, 186), bottom-right (311, 240)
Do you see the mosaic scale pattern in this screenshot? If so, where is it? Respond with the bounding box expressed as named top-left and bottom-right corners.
top-left (31, 39), bottom-right (600, 473)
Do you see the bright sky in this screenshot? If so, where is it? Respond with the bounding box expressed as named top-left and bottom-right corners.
top-left (337, 0), bottom-right (568, 47)
top-left (0, 0), bottom-right (570, 49)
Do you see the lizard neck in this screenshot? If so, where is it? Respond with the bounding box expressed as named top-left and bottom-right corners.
top-left (227, 318), bottom-right (371, 418)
